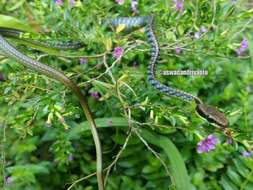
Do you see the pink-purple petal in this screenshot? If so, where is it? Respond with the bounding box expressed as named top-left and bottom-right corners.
top-left (55, 0), bottom-right (63, 6)
top-left (90, 92), bottom-right (100, 100)
top-left (242, 151), bottom-right (251, 157)
top-left (131, 0), bottom-right (138, 13)
top-left (115, 0), bottom-right (124, 5)
top-left (236, 38), bottom-right (248, 56)
top-left (197, 134), bottom-right (219, 154)
top-left (174, 0), bottom-right (184, 11)
top-left (113, 46), bottom-right (124, 58)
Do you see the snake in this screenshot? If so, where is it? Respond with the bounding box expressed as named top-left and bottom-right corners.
top-left (144, 17), bottom-right (229, 130)
top-left (0, 15), bottom-right (230, 189)
top-left (0, 34), bottom-right (104, 189)
top-left (0, 27), bottom-right (84, 50)
top-left (108, 16), bottom-right (230, 137)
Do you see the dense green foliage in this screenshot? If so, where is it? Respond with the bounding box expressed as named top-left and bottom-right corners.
top-left (1, 0), bottom-right (253, 189)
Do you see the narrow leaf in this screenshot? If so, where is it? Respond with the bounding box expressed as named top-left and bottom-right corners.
top-left (0, 14), bottom-right (34, 32)
top-left (140, 129), bottom-right (192, 190)
top-left (116, 24), bottom-right (126, 33)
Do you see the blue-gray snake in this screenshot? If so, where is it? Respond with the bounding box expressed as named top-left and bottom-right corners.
top-left (0, 15), bottom-right (231, 190)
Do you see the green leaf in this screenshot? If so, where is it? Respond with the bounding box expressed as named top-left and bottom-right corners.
top-left (7, 0), bottom-right (26, 11)
top-left (0, 14), bottom-right (34, 32)
top-left (220, 176), bottom-right (238, 190)
top-left (7, 163), bottom-right (50, 175)
top-left (140, 129), bottom-right (193, 190)
top-left (67, 117), bottom-right (129, 140)
top-left (226, 167), bottom-right (242, 187)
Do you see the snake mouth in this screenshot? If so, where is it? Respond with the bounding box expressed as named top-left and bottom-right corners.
top-left (195, 103), bottom-right (229, 129)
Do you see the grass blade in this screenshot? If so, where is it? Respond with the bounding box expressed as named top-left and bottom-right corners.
top-left (140, 129), bottom-right (192, 190)
top-left (0, 14), bottom-right (34, 32)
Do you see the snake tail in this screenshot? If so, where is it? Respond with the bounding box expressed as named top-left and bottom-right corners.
top-left (0, 28), bottom-right (84, 50)
top-left (0, 34), bottom-right (104, 190)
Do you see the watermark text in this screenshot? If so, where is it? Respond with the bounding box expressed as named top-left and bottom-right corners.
top-left (160, 70), bottom-right (208, 76)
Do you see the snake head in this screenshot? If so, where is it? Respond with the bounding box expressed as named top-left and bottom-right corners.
top-left (196, 104), bottom-right (229, 129)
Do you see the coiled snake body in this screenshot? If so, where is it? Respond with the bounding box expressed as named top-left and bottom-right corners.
top-left (0, 15), bottom-right (230, 190)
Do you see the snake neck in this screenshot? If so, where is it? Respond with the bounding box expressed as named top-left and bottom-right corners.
top-left (145, 18), bottom-right (201, 103)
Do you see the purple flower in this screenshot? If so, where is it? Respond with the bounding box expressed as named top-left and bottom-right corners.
top-left (194, 32), bottom-right (200, 39)
top-left (90, 92), bottom-right (100, 100)
top-left (68, 154), bottom-right (74, 161)
top-left (131, 0), bottom-right (138, 13)
top-left (197, 134), bottom-right (218, 153)
top-left (226, 137), bottom-right (233, 145)
top-left (242, 151), bottom-right (251, 157)
top-left (175, 45), bottom-right (182, 54)
top-left (193, 26), bottom-right (207, 40)
top-left (69, 0), bottom-right (75, 7)
top-left (236, 49), bottom-right (243, 56)
top-left (55, 0), bottom-right (63, 6)
top-left (241, 38), bottom-right (248, 50)
top-left (79, 57), bottom-right (87, 65)
top-left (115, 0), bottom-right (124, 5)
top-left (113, 46), bottom-right (124, 58)
top-left (236, 38), bottom-right (248, 56)
top-left (6, 176), bottom-right (13, 185)
top-left (173, 0), bottom-right (184, 12)
top-left (200, 26), bottom-right (207, 33)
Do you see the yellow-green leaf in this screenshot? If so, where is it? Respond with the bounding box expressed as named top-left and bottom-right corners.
top-left (0, 14), bottom-right (34, 32)
top-left (104, 37), bottom-right (112, 51)
top-left (116, 24), bottom-right (126, 33)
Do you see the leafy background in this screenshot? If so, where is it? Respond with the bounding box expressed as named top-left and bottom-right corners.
top-left (0, 0), bottom-right (253, 189)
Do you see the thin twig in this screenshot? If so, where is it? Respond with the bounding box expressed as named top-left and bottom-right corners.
top-left (79, 43), bottom-right (141, 86)
top-left (134, 129), bottom-right (172, 178)
top-left (102, 54), bottom-right (116, 84)
top-left (67, 128), bottom-right (133, 190)
top-left (104, 127), bottom-right (133, 184)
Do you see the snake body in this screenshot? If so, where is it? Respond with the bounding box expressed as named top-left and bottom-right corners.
top-left (108, 16), bottom-right (229, 131)
top-left (0, 34), bottom-right (104, 190)
top-left (0, 15), bottom-right (230, 190)
top-left (0, 28), bottom-right (84, 50)
top-left (145, 17), bottom-right (203, 103)
top-left (107, 16), bottom-right (150, 29)
top-left (144, 17), bottom-right (229, 130)
top-left (110, 16), bottom-right (202, 102)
